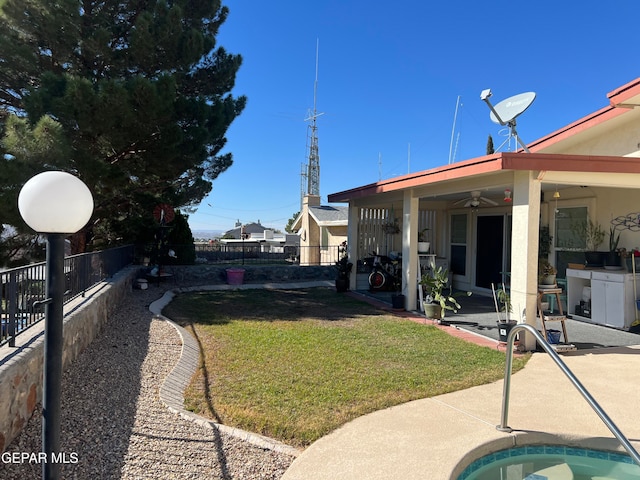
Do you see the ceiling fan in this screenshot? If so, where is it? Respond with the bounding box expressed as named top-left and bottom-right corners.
top-left (454, 190), bottom-right (499, 208)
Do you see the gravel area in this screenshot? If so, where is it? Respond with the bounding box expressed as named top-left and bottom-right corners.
top-left (0, 285), bottom-right (296, 479)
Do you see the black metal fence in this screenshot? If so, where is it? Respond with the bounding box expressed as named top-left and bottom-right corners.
top-left (189, 243), bottom-right (341, 266)
top-left (0, 245), bottom-right (135, 348)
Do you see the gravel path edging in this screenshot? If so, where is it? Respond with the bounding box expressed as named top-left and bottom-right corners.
top-left (150, 288), bottom-right (303, 459)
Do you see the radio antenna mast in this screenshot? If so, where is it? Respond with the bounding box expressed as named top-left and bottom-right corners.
top-left (303, 39), bottom-right (323, 198)
top-left (448, 96), bottom-right (461, 164)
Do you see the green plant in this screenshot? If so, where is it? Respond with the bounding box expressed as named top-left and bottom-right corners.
top-left (420, 266), bottom-right (471, 317)
top-left (609, 226), bottom-right (621, 252)
top-left (496, 286), bottom-right (512, 313)
top-left (335, 241), bottom-right (352, 279)
top-left (575, 218), bottom-right (605, 251)
top-left (539, 225), bottom-right (552, 258)
top-left (383, 219), bottom-right (400, 234)
top-left (538, 259), bottom-right (557, 282)
top-left (418, 228), bottom-right (429, 242)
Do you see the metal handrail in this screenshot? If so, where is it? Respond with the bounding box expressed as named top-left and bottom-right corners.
top-left (498, 323), bottom-right (640, 466)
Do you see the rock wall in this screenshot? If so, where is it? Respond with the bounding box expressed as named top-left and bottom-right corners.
top-left (168, 264), bottom-right (337, 285)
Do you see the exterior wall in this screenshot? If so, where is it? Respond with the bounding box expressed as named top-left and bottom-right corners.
top-left (0, 267), bottom-right (137, 452)
top-left (320, 226), bottom-right (347, 265)
top-left (300, 195), bottom-right (321, 265)
top-left (539, 110), bottom-right (640, 157)
top-left (544, 186), bottom-right (640, 255)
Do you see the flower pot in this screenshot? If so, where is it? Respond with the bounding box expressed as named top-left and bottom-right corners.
top-left (226, 268), bottom-right (245, 285)
top-left (391, 293), bottom-right (405, 310)
top-left (604, 251), bottom-right (621, 267)
top-left (335, 276), bottom-right (349, 292)
top-left (423, 302), bottom-right (442, 320)
top-left (585, 251), bottom-right (605, 268)
top-left (541, 274), bottom-right (556, 286)
top-left (418, 241), bottom-right (430, 253)
top-left (497, 320), bottom-right (517, 343)
top-left (626, 257), bottom-right (640, 273)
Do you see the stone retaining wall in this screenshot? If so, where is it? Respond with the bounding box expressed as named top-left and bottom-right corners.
top-left (0, 267), bottom-right (137, 452)
top-left (168, 264), bottom-right (337, 285)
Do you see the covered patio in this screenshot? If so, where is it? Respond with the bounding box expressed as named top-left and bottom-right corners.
top-left (329, 78), bottom-right (640, 351)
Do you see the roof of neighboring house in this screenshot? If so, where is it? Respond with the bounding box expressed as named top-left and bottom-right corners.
top-left (291, 205), bottom-right (348, 231)
top-left (309, 205), bottom-right (348, 226)
top-left (224, 222), bottom-right (269, 239)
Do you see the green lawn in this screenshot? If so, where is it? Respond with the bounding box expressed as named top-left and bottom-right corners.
top-left (163, 288), bottom-right (529, 448)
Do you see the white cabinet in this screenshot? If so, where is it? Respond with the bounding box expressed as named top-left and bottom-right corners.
top-left (567, 268), bottom-right (639, 329)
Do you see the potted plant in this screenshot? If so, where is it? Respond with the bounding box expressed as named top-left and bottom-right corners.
top-left (494, 284), bottom-right (518, 342)
top-left (334, 241), bottom-right (352, 292)
top-left (539, 225), bottom-right (552, 258)
top-left (622, 248), bottom-right (640, 273)
top-left (576, 218), bottom-right (605, 266)
top-left (538, 259), bottom-right (557, 285)
top-left (390, 263), bottom-right (405, 309)
top-left (383, 219), bottom-right (400, 234)
top-left (420, 266), bottom-right (471, 322)
top-left (418, 228), bottom-right (430, 253)
top-left (604, 226), bottom-right (621, 267)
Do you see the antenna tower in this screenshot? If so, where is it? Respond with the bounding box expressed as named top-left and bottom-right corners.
top-left (300, 163), bottom-right (308, 210)
top-left (303, 39), bottom-right (323, 199)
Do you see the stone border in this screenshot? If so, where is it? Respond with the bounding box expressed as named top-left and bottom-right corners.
top-left (151, 283), bottom-right (334, 458)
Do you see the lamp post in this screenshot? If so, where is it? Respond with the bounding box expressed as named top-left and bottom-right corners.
top-left (18, 171), bottom-right (94, 480)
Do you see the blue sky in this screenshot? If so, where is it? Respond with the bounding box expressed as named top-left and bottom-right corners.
top-left (187, 0), bottom-right (639, 234)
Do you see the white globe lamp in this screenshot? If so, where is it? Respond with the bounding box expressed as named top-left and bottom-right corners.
top-left (18, 171), bottom-right (93, 234)
top-left (17, 171), bottom-right (93, 480)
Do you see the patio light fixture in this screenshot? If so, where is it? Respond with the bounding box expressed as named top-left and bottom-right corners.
top-left (18, 171), bottom-right (94, 480)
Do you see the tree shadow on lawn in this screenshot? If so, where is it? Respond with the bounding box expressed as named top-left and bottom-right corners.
top-left (167, 287), bottom-right (388, 325)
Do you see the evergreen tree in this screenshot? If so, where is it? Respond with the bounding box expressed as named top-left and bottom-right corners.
top-left (0, 0), bottom-right (245, 257)
top-left (285, 211), bottom-right (300, 233)
top-left (486, 134), bottom-right (495, 155)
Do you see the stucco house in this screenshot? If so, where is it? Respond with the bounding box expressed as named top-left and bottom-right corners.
top-left (329, 77), bottom-right (640, 350)
top-left (292, 194), bottom-right (348, 265)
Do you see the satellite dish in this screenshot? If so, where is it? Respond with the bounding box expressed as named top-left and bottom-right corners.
top-left (480, 89), bottom-right (536, 153)
top-left (489, 92), bottom-right (536, 125)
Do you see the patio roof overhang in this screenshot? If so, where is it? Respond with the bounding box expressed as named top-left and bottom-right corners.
top-left (328, 152), bottom-right (640, 204)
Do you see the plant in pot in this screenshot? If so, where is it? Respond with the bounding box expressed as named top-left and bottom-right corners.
top-left (538, 260), bottom-right (557, 286)
top-left (390, 271), bottom-right (405, 310)
top-left (575, 218), bottom-right (605, 266)
top-left (622, 248), bottom-right (640, 273)
top-left (420, 266), bottom-right (471, 323)
top-left (494, 285), bottom-right (518, 342)
top-left (604, 226), bottom-right (621, 268)
top-left (418, 228), bottom-right (430, 253)
top-left (334, 241), bottom-right (352, 292)
top-left (539, 225), bottom-right (552, 259)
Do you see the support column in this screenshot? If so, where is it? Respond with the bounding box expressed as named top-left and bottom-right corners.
top-left (348, 204), bottom-right (359, 291)
top-left (510, 171), bottom-right (541, 351)
top-left (403, 191), bottom-right (419, 311)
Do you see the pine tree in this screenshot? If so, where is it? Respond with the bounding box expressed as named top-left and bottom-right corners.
top-left (486, 134), bottom-right (495, 155)
top-left (0, 0), bottom-right (245, 256)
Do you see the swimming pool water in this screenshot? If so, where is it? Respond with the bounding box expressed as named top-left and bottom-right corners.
top-left (457, 445), bottom-right (640, 480)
